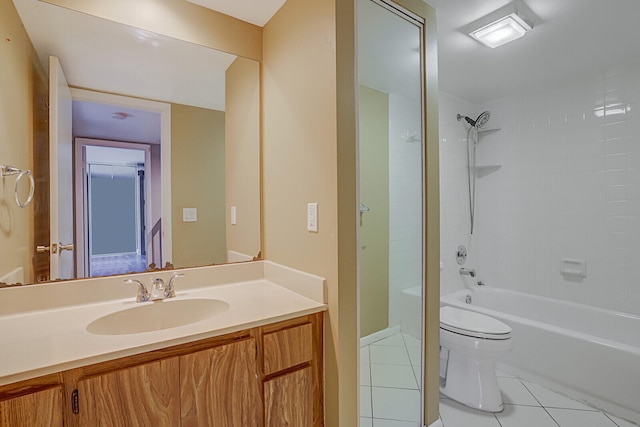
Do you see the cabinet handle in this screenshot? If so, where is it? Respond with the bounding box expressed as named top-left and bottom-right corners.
top-left (71, 389), bottom-right (79, 414)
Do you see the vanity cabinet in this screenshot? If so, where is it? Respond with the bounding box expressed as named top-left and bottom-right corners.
top-left (180, 338), bottom-right (261, 426)
top-left (75, 358), bottom-right (180, 426)
top-left (260, 316), bottom-right (323, 427)
top-left (264, 366), bottom-right (313, 426)
top-left (0, 384), bottom-right (63, 427)
top-left (0, 313), bottom-right (323, 427)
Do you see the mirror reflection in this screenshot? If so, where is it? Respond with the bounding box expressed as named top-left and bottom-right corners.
top-left (0, 0), bottom-right (261, 285)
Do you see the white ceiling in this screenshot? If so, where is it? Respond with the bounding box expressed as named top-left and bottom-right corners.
top-left (186, 0), bottom-right (286, 26)
top-left (14, 0), bottom-right (640, 115)
top-left (13, 0), bottom-right (236, 111)
top-left (428, 0), bottom-right (640, 104)
top-left (73, 101), bottom-right (162, 145)
top-left (358, 0), bottom-right (422, 103)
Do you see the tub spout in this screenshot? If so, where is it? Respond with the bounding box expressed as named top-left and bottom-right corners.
top-left (459, 268), bottom-right (476, 278)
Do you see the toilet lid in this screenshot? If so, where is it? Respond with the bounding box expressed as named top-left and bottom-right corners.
top-left (440, 306), bottom-right (511, 340)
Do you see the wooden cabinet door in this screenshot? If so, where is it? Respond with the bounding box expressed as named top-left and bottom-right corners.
top-left (180, 337), bottom-right (261, 427)
top-left (0, 387), bottom-right (63, 427)
top-left (264, 366), bottom-right (312, 427)
top-left (76, 357), bottom-right (180, 427)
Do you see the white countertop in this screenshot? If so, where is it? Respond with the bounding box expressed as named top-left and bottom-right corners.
top-left (0, 261), bottom-right (327, 386)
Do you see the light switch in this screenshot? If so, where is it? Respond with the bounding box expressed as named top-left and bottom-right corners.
top-left (307, 202), bottom-right (318, 232)
top-left (231, 206), bottom-right (237, 225)
top-left (183, 208), bottom-right (197, 222)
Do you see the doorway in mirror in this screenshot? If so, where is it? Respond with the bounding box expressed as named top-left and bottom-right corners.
top-left (80, 143), bottom-right (153, 277)
top-left (71, 91), bottom-right (171, 278)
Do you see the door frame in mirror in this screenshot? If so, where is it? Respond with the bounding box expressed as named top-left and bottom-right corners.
top-left (74, 138), bottom-right (153, 278)
top-left (70, 88), bottom-right (173, 272)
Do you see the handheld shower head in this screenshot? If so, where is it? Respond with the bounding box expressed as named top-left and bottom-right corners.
top-left (456, 111), bottom-right (491, 129)
top-left (475, 111), bottom-right (491, 129)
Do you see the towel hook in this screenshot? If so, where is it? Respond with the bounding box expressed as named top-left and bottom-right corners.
top-left (1, 165), bottom-right (35, 208)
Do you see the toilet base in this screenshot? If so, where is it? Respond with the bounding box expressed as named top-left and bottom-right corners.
top-left (440, 347), bottom-right (504, 413)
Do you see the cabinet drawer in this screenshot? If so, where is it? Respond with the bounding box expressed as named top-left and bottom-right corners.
top-left (263, 323), bottom-right (313, 375)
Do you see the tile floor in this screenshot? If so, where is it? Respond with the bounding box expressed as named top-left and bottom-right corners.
top-left (360, 333), bottom-right (639, 427)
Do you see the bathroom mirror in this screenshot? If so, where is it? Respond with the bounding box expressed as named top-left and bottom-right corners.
top-left (1, 0), bottom-right (261, 285)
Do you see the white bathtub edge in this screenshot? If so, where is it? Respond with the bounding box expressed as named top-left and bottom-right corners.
top-left (360, 325), bottom-right (401, 346)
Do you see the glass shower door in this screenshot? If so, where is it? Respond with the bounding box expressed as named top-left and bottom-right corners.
top-left (358, 0), bottom-right (425, 424)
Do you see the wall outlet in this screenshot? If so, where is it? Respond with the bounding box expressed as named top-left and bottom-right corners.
top-left (307, 202), bottom-right (318, 232)
top-left (183, 208), bottom-right (197, 222)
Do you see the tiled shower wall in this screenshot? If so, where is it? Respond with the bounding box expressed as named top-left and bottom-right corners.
top-left (440, 61), bottom-right (640, 316)
top-left (439, 92), bottom-right (480, 296)
top-left (388, 92), bottom-right (423, 327)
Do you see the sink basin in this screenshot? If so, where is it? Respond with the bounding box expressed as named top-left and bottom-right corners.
top-left (87, 298), bottom-right (229, 335)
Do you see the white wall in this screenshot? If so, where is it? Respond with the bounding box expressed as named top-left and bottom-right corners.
top-left (438, 92), bottom-right (480, 296)
top-left (440, 61), bottom-right (640, 316)
top-left (388, 92), bottom-right (423, 326)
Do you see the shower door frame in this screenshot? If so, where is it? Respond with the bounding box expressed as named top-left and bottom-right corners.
top-left (357, 0), bottom-right (440, 425)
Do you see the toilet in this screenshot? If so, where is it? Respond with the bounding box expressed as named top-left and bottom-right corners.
top-left (439, 306), bottom-right (512, 412)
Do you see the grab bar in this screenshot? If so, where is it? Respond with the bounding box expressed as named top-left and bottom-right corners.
top-left (1, 165), bottom-right (35, 208)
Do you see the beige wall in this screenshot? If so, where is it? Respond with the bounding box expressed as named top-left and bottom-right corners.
top-left (359, 85), bottom-right (389, 338)
top-left (262, 0), bottom-right (352, 424)
top-left (0, 0), bottom-right (41, 283)
top-left (225, 57), bottom-right (261, 259)
top-left (40, 0), bottom-right (263, 62)
top-left (171, 104), bottom-right (226, 267)
top-left (264, 0), bottom-right (438, 425)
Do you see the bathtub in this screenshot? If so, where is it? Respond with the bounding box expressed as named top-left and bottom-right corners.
top-left (440, 286), bottom-right (640, 424)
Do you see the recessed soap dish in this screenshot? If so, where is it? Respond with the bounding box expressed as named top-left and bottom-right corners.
top-left (560, 258), bottom-right (587, 278)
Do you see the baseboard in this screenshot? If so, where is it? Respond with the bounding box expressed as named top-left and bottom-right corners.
top-left (427, 417), bottom-right (443, 427)
top-left (360, 325), bottom-right (401, 346)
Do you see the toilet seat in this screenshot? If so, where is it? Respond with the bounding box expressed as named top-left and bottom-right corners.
top-left (440, 306), bottom-right (511, 340)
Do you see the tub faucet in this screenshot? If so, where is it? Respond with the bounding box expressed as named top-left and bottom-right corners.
top-left (459, 268), bottom-right (476, 278)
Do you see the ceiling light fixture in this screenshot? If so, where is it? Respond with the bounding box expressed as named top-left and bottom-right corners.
top-left (469, 12), bottom-right (532, 48)
top-left (112, 112), bottom-right (130, 120)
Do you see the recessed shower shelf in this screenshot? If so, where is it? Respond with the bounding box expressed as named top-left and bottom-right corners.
top-left (472, 165), bottom-right (501, 177)
top-left (478, 128), bottom-right (501, 136)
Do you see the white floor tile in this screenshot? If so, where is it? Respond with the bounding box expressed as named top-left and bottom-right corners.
top-left (361, 417), bottom-right (373, 427)
top-left (371, 364), bottom-right (419, 389)
top-left (371, 334), bottom-right (406, 347)
top-left (361, 357), bottom-right (371, 386)
top-left (495, 405), bottom-right (559, 427)
top-left (370, 345), bottom-right (411, 365)
top-left (439, 399), bottom-right (501, 427)
top-left (371, 387), bottom-right (421, 422)
top-left (497, 377), bottom-right (540, 406)
top-left (546, 408), bottom-right (619, 427)
top-left (407, 347), bottom-right (421, 366)
top-left (411, 364), bottom-right (421, 389)
top-left (361, 386), bottom-right (372, 417)
top-left (522, 381), bottom-right (596, 411)
top-left (495, 369), bottom-right (517, 378)
top-left (372, 418), bottom-right (421, 427)
top-left (361, 345), bottom-right (371, 364)
top-left (402, 333), bottom-right (421, 348)
top-left (606, 413), bottom-right (640, 427)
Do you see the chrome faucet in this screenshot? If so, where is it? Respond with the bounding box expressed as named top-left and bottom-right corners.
top-left (166, 274), bottom-right (184, 298)
top-left (124, 279), bottom-right (150, 302)
top-left (150, 277), bottom-right (167, 301)
top-left (459, 268), bottom-right (476, 278)
top-left (124, 273), bottom-right (185, 302)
